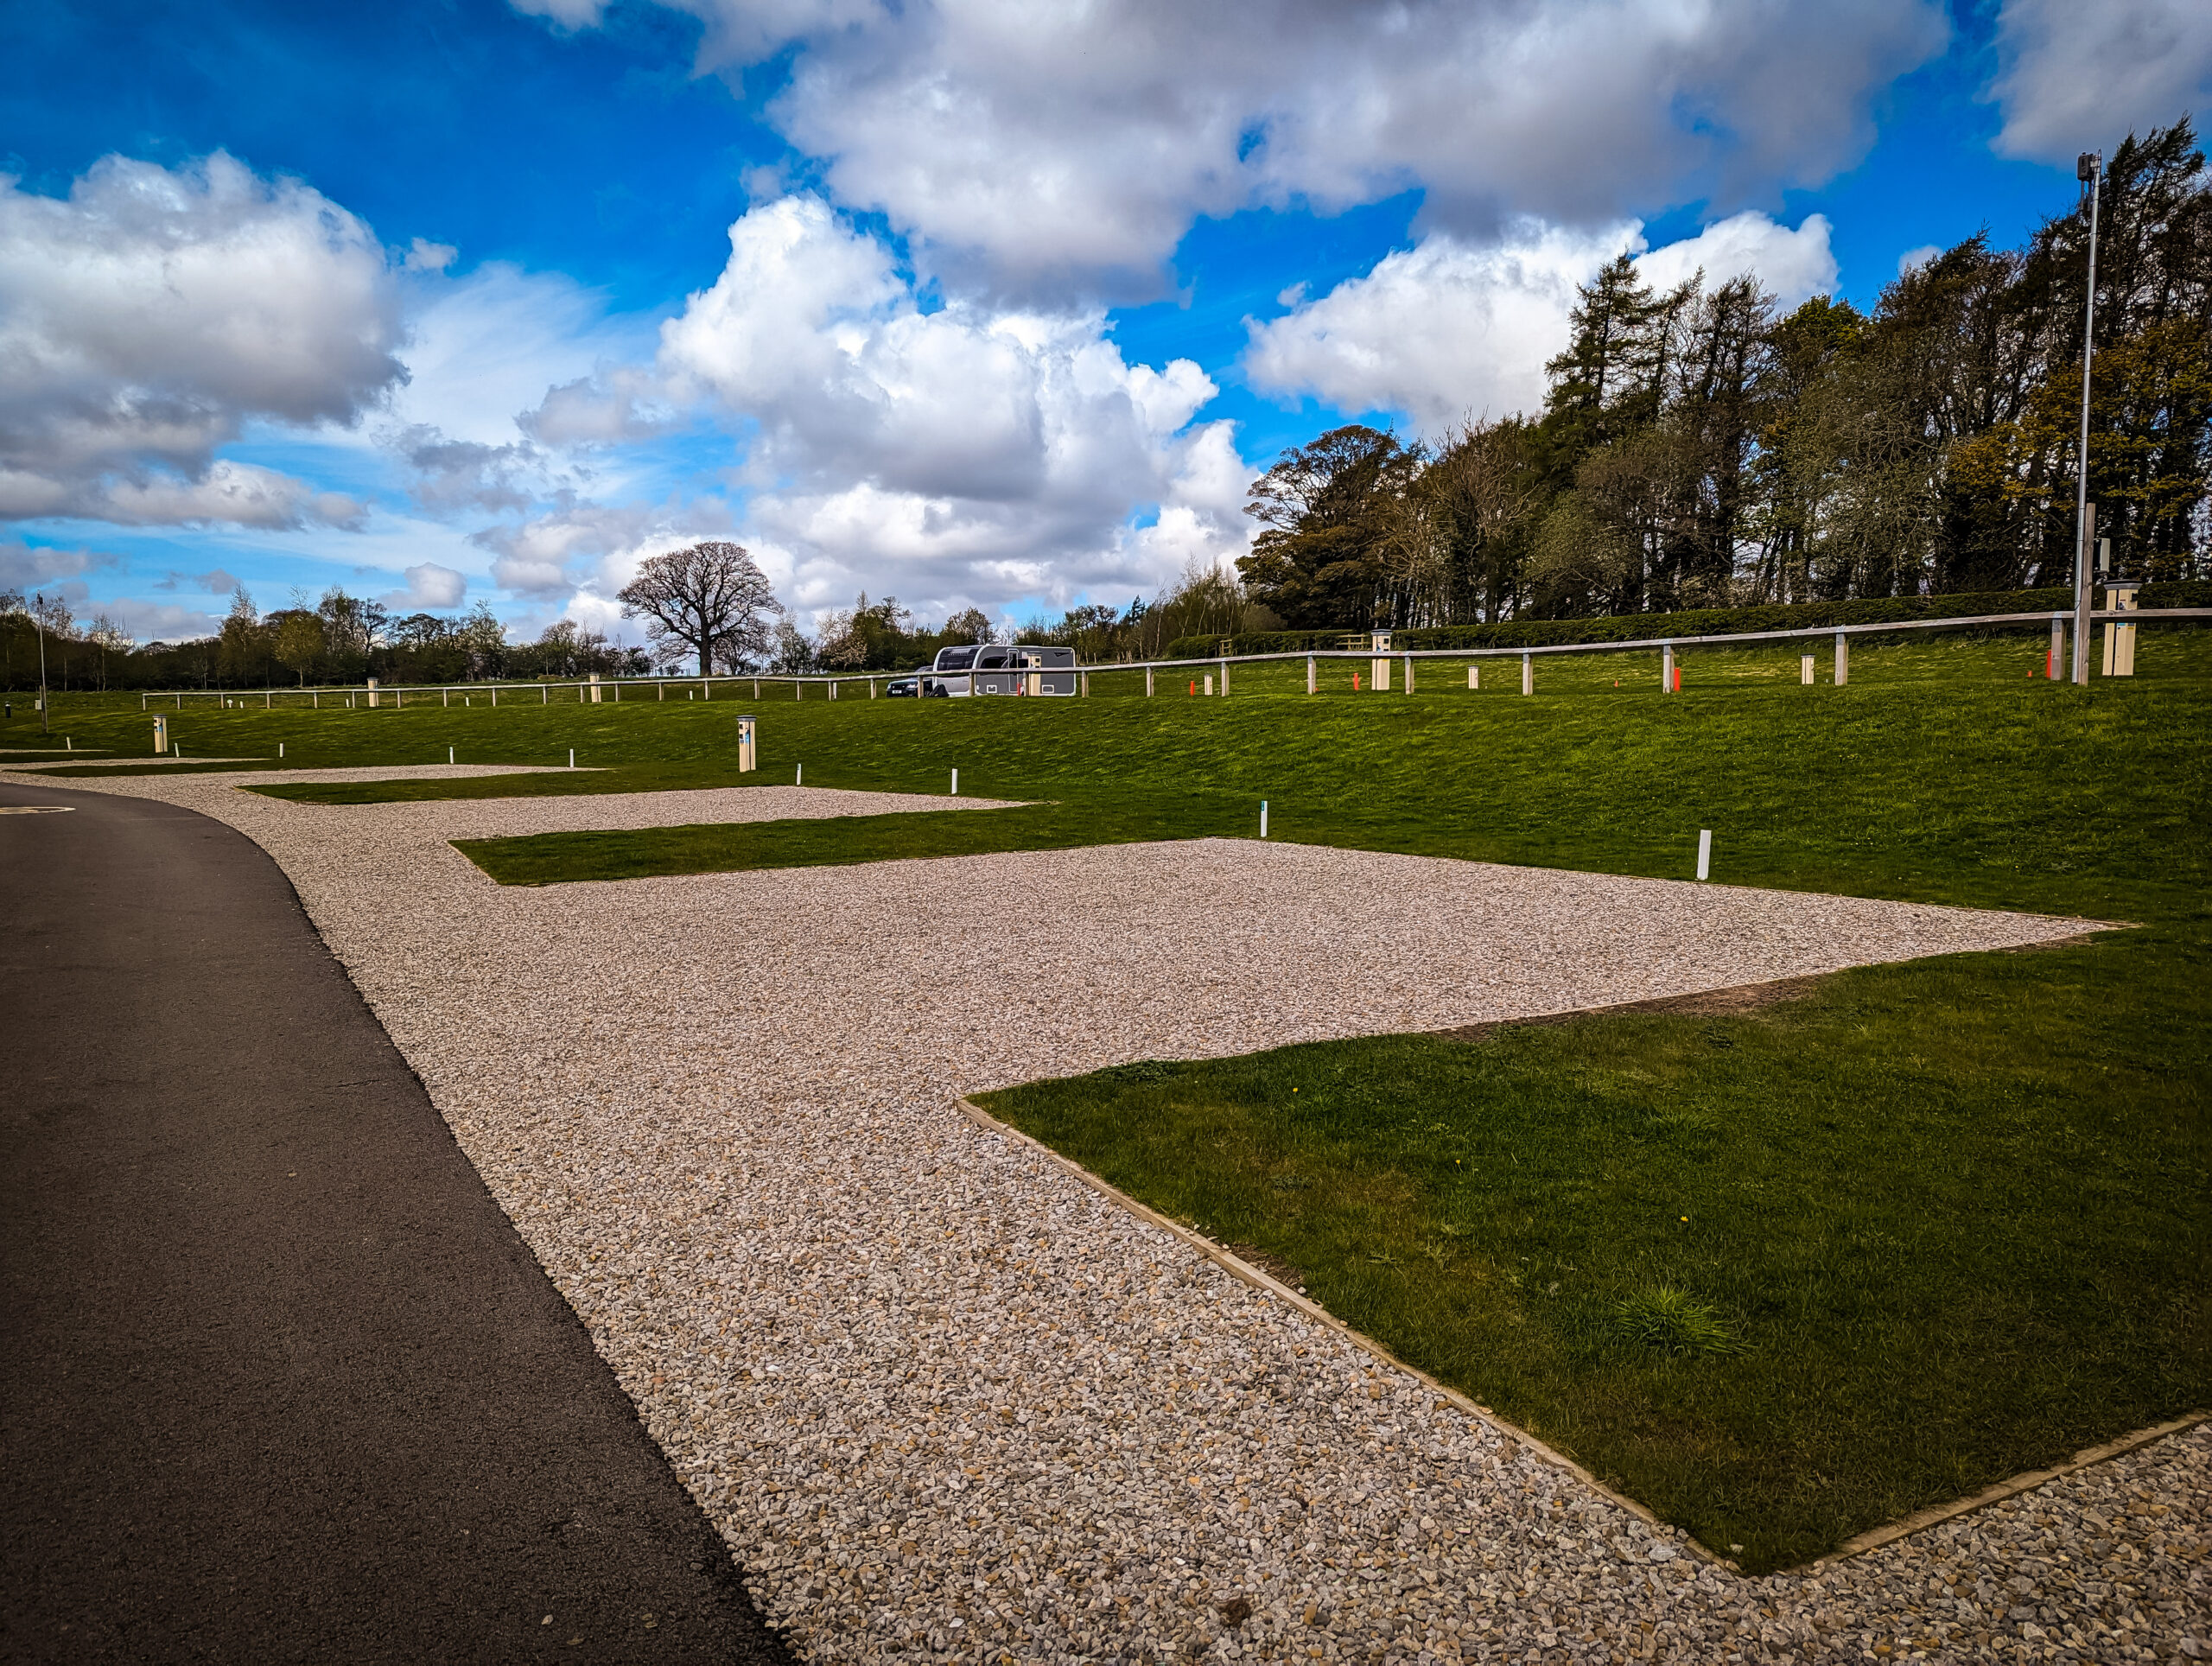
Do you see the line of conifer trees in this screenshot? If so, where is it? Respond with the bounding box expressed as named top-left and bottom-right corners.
top-left (1238, 119), bottom-right (2210, 630)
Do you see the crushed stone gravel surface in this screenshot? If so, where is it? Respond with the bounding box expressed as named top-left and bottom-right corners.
top-left (17, 766), bottom-right (2202, 1665)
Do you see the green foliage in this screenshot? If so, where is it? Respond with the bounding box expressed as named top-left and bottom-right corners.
top-left (1223, 118), bottom-right (2209, 633)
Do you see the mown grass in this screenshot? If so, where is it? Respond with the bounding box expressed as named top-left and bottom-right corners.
top-left (977, 926), bottom-right (2209, 1573)
top-left (8, 628), bottom-right (2207, 1567)
top-left (452, 792), bottom-right (1259, 884)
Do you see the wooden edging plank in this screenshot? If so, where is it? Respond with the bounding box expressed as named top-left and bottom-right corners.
top-left (1815, 1409), bottom-right (2211, 1567)
top-left (958, 1094), bottom-right (2207, 1580)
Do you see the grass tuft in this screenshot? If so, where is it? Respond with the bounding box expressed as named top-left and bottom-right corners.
top-left (1611, 1286), bottom-right (1747, 1358)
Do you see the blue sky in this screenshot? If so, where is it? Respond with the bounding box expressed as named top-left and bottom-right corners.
top-left (3, 0), bottom-right (2205, 643)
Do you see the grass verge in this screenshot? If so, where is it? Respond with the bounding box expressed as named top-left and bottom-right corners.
top-left (977, 925), bottom-right (2209, 1574)
top-left (454, 796), bottom-right (1255, 884)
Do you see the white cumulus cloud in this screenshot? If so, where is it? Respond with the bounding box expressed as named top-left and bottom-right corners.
top-left (527, 195), bottom-right (1251, 626)
top-left (1986, 0), bottom-right (2212, 162)
top-left (529, 0), bottom-right (1945, 296)
top-left (1244, 213), bottom-right (1837, 436)
top-left (0, 151), bottom-right (406, 527)
top-left (388, 561), bottom-right (468, 610)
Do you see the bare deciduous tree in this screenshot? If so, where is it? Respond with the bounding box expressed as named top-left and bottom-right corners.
top-left (618, 541), bottom-right (781, 675)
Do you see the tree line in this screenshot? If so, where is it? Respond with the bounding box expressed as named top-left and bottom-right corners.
top-left (0, 584), bottom-right (651, 693)
top-left (1238, 118), bottom-right (2209, 630)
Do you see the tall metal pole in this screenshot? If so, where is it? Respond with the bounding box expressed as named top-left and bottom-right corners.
top-left (33, 590), bottom-right (50, 735)
top-left (2071, 150), bottom-right (2101, 686)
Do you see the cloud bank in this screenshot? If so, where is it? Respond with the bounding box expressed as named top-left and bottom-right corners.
top-left (1986, 0), bottom-right (2212, 161)
top-left (1243, 212), bottom-right (1839, 436)
top-left (517, 0), bottom-right (1946, 296)
top-left (0, 152), bottom-right (404, 527)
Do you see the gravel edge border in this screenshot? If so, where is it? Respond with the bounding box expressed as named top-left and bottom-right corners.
top-left (958, 1092), bottom-right (2209, 1587)
top-left (952, 1092), bottom-right (1723, 1567)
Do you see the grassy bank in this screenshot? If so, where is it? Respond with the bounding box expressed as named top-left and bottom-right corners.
top-left (10, 633), bottom-right (2206, 1568)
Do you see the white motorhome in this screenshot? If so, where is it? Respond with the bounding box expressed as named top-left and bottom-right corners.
top-left (924, 644), bottom-right (1077, 696)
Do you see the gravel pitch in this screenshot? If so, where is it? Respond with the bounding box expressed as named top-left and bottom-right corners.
top-left (16, 766), bottom-right (2203, 1665)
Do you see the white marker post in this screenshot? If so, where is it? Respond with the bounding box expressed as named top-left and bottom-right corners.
top-left (448, 747), bottom-right (455, 764)
top-left (796, 763), bottom-right (803, 785)
top-left (1260, 801), bottom-right (1269, 839)
top-left (1306, 656), bottom-right (1316, 695)
top-left (1522, 653), bottom-right (1533, 696)
top-left (569, 748), bottom-right (575, 768)
top-left (950, 767), bottom-right (958, 796)
top-left (1801, 654), bottom-right (1815, 684)
top-left (279, 742), bottom-right (284, 759)
top-left (1697, 829), bottom-right (1713, 881)
top-left (1468, 664), bottom-right (1479, 690)
top-left (1662, 643), bottom-right (1675, 693)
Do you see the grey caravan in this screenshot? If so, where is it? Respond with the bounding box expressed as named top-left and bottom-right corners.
top-left (925, 644), bottom-right (1077, 696)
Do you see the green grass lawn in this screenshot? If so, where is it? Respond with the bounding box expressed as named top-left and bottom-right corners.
top-left (454, 793), bottom-right (1255, 884)
top-left (976, 927), bottom-right (2208, 1574)
top-left (8, 628), bottom-right (2207, 1568)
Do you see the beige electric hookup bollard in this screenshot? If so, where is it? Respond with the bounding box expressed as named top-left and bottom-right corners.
top-left (152, 715), bottom-right (168, 754)
top-left (737, 715), bottom-right (757, 773)
top-left (2103, 580), bottom-right (2140, 676)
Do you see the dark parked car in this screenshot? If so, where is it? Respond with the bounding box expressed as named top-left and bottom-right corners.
top-left (885, 674), bottom-right (920, 696)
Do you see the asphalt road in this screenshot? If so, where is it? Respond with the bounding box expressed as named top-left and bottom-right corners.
top-left (0, 781), bottom-right (790, 1663)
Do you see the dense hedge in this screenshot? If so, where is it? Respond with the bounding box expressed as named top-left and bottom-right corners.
top-left (1163, 582), bottom-right (2212, 660)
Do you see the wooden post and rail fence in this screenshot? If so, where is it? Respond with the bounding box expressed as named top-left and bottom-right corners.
top-left (129, 603), bottom-right (2206, 715)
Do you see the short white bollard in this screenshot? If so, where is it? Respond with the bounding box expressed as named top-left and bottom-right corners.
top-left (1403, 653), bottom-right (1414, 694)
top-left (279, 742), bottom-right (284, 759)
top-left (1522, 653), bottom-right (1533, 696)
top-left (1147, 667), bottom-right (1155, 697)
top-left (1662, 643), bottom-right (1675, 693)
top-left (1468, 664), bottom-right (1479, 690)
top-left (1260, 800), bottom-right (1268, 838)
top-left (1306, 656), bottom-right (1316, 695)
top-left (1801, 654), bottom-right (1815, 684)
top-left (950, 767), bottom-right (958, 796)
top-left (1218, 658), bottom-right (1229, 696)
top-left (796, 763), bottom-right (803, 785)
top-left (448, 747), bottom-right (455, 764)
top-left (1205, 674), bottom-right (1214, 696)
top-left (1835, 631), bottom-right (1850, 687)
top-left (1697, 829), bottom-right (1713, 881)
top-left (569, 748), bottom-right (575, 768)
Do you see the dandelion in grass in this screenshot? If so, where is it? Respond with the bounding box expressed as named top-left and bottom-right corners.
top-left (1612, 1286), bottom-right (1746, 1358)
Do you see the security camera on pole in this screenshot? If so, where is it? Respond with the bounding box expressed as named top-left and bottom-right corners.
top-left (2070, 149), bottom-right (2101, 687)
